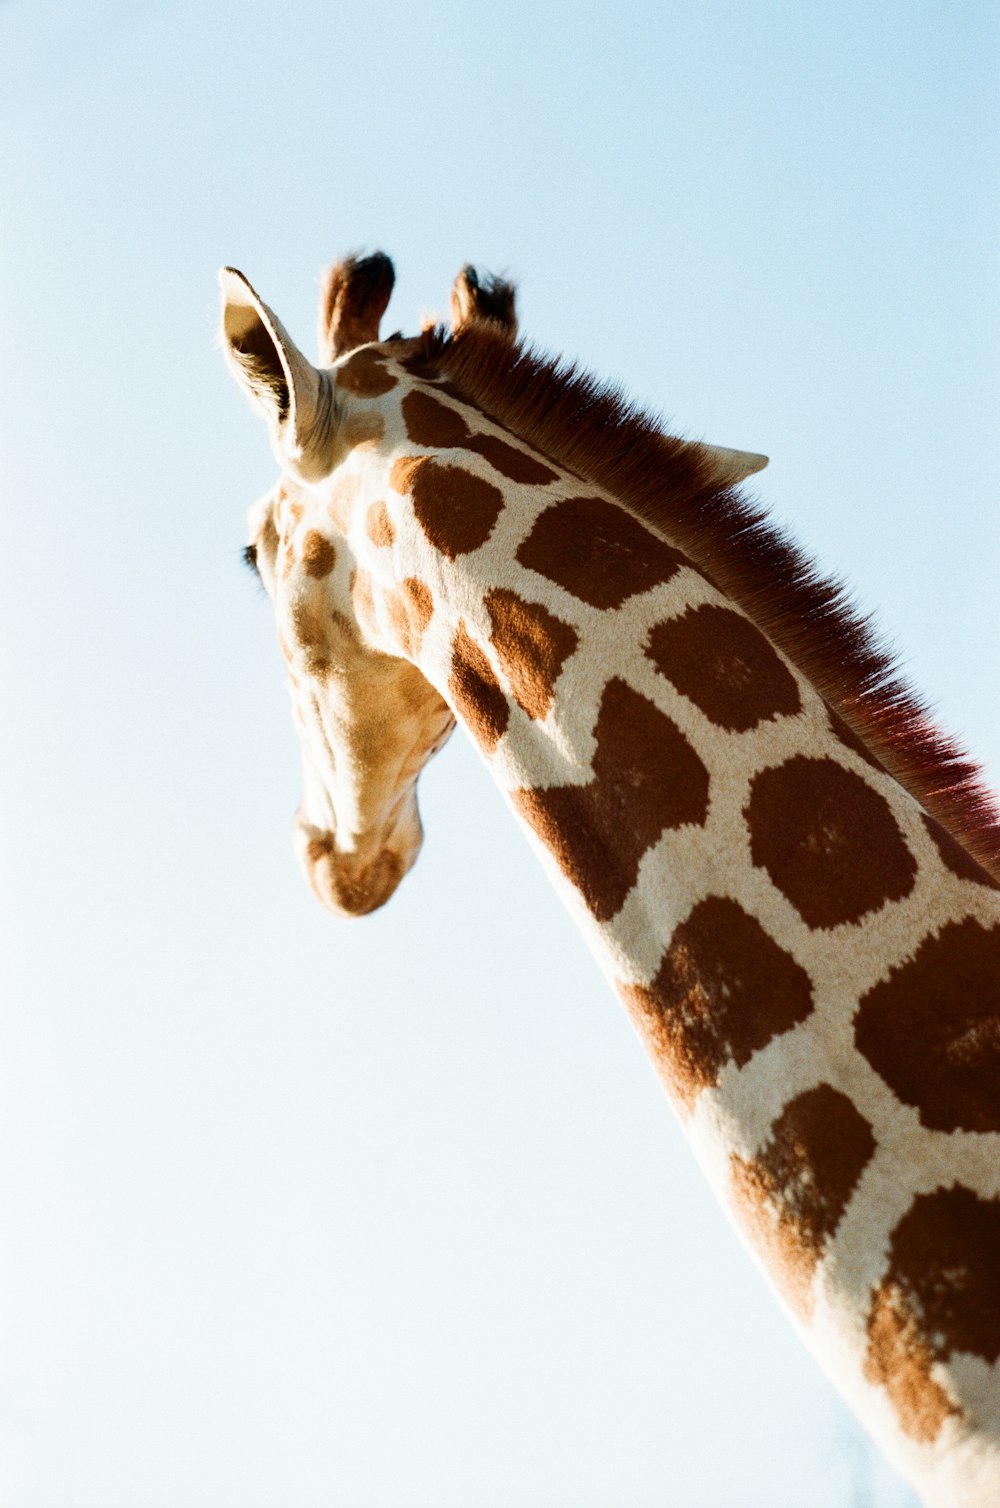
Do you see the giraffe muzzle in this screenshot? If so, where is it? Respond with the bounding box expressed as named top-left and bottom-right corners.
top-left (292, 803), bottom-right (423, 918)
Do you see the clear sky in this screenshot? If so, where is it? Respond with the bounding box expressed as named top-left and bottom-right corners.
top-left (2, 3), bottom-right (997, 1506)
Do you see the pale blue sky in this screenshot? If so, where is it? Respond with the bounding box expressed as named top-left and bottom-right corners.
top-left (2, 4), bottom-right (996, 1506)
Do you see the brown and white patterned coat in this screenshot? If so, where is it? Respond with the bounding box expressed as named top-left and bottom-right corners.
top-left (220, 254), bottom-right (1000, 1508)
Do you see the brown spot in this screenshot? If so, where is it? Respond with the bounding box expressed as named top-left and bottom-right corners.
top-left (647, 605), bottom-right (801, 732)
top-left (619, 897), bottom-right (814, 1111)
top-left (402, 388), bottom-right (471, 448)
top-left (259, 512), bottom-right (280, 560)
top-left (390, 455), bottom-right (424, 500)
top-left (512, 679), bottom-right (709, 921)
top-left (433, 379), bottom-right (470, 402)
top-left (365, 501), bottom-right (396, 549)
top-left (746, 756), bottom-right (916, 928)
top-left (335, 346), bottom-right (398, 396)
top-left (401, 389), bottom-right (559, 485)
top-left (449, 624), bottom-right (509, 753)
top-left (485, 588), bottom-right (578, 719)
top-left (922, 812), bottom-right (999, 889)
top-left (866, 1287), bottom-right (957, 1443)
top-left (391, 455), bottom-right (504, 559)
top-left (865, 1186), bottom-right (1000, 1441)
top-left (517, 496), bottom-right (688, 609)
top-left (398, 348), bottom-right (443, 381)
top-left (386, 577), bottom-right (434, 657)
top-left (344, 411), bottom-right (386, 450)
top-left (289, 601), bottom-right (330, 679)
top-left (301, 530), bottom-right (337, 579)
top-left (467, 433), bottom-right (559, 485)
top-left (732, 1085), bottom-right (875, 1316)
top-left (385, 592), bottom-right (410, 652)
top-left (855, 918), bottom-right (1000, 1133)
top-left (403, 578), bottom-right (433, 636)
top-left (826, 704), bottom-right (886, 772)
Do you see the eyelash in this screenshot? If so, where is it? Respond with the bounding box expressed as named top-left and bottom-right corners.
top-left (243, 543), bottom-right (259, 574)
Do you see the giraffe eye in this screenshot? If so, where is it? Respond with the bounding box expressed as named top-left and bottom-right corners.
top-left (243, 542), bottom-right (259, 574)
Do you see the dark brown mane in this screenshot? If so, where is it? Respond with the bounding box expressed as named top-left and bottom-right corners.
top-left (422, 320), bottom-right (1000, 879)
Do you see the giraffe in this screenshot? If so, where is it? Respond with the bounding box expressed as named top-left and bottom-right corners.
top-left (219, 251), bottom-right (1000, 1508)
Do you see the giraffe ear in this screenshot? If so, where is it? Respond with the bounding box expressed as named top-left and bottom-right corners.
top-left (696, 442), bottom-right (769, 484)
top-left (219, 267), bottom-right (332, 477)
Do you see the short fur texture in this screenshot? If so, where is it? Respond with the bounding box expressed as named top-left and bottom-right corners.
top-left (410, 319), bottom-right (1000, 879)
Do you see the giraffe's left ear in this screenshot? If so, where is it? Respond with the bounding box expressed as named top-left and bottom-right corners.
top-left (696, 442), bottom-right (769, 484)
top-left (219, 267), bottom-right (333, 479)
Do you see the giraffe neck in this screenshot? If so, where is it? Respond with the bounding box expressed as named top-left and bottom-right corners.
top-left (341, 350), bottom-right (992, 991)
top-left (334, 346), bottom-right (1000, 1508)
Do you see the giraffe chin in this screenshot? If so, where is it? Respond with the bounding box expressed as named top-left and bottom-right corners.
top-left (293, 816), bottom-right (420, 918)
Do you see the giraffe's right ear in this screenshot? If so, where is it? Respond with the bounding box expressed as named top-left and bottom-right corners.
top-left (219, 268), bottom-right (333, 479)
top-left (697, 442), bottom-right (769, 484)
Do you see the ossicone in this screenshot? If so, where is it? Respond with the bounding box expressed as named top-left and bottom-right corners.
top-left (318, 251), bottom-right (396, 363)
top-left (450, 264), bottom-right (518, 336)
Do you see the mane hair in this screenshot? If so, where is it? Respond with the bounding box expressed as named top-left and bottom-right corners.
top-left (420, 321), bottom-right (1000, 879)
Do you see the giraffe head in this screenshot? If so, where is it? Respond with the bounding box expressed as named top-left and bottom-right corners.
top-left (220, 254), bottom-right (462, 916)
top-left (221, 252), bottom-right (769, 917)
